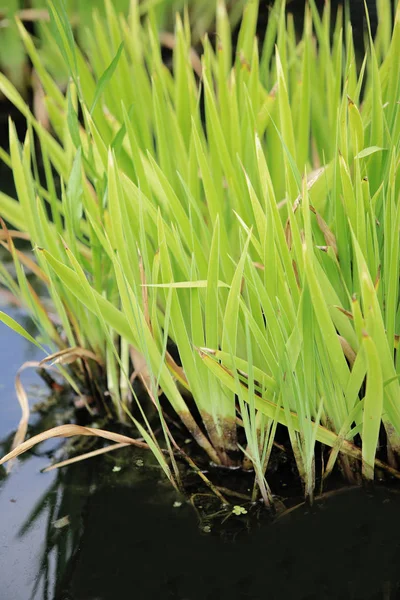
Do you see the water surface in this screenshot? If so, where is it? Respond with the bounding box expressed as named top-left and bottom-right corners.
top-left (1, 311), bottom-right (400, 599)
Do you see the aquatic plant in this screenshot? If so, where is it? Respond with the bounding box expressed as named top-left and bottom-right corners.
top-left (0, 0), bottom-right (245, 90)
top-left (0, 0), bottom-right (399, 506)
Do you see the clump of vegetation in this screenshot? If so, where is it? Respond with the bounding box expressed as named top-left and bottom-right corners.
top-left (0, 0), bottom-right (245, 91)
top-left (0, 0), bottom-right (399, 509)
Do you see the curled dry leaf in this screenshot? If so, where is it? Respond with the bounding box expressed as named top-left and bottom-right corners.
top-left (309, 205), bottom-right (338, 259)
top-left (6, 348), bottom-right (101, 473)
top-left (6, 360), bottom-right (60, 473)
top-left (0, 424), bottom-right (151, 467)
top-left (39, 346), bottom-right (103, 367)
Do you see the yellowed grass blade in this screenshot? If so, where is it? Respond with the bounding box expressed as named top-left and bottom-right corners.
top-left (39, 346), bottom-right (103, 367)
top-left (6, 360), bottom-right (59, 473)
top-left (0, 289), bottom-right (23, 307)
top-left (310, 205), bottom-right (339, 258)
top-left (0, 230), bottom-right (30, 241)
top-left (7, 348), bottom-right (102, 472)
top-left (0, 239), bottom-right (49, 282)
top-left (0, 424), bottom-right (151, 467)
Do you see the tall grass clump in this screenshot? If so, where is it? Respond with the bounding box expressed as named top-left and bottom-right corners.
top-left (0, 0), bottom-right (245, 90)
top-left (0, 0), bottom-right (400, 507)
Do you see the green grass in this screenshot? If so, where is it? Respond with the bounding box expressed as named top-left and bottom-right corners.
top-left (0, 0), bottom-right (400, 507)
top-left (0, 0), bottom-right (245, 90)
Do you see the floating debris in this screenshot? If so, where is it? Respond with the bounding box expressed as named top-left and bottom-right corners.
top-left (53, 516), bottom-right (70, 530)
top-left (232, 506), bottom-right (247, 516)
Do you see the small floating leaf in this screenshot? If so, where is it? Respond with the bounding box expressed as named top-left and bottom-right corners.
top-left (232, 505), bottom-right (248, 516)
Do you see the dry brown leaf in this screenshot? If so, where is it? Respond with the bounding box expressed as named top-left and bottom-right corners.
top-left (14, 8), bottom-right (49, 22)
top-left (7, 360), bottom-right (60, 473)
top-left (159, 31), bottom-right (202, 78)
top-left (292, 259), bottom-right (301, 289)
top-left (310, 205), bottom-right (338, 259)
top-left (39, 346), bottom-right (103, 367)
top-left (32, 70), bottom-right (49, 129)
top-left (0, 218), bottom-right (49, 283)
top-left (0, 239), bottom-right (48, 282)
top-left (0, 289), bottom-right (23, 307)
top-left (26, 280), bottom-right (62, 344)
top-left (253, 262), bottom-right (265, 271)
top-left (129, 346), bottom-right (152, 389)
top-left (334, 306), bottom-right (354, 320)
top-left (0, 230), bottom-right (30, 241)
top-left (277, 198), bottom-right (288, 210)
top-left (0, 424), bottom-right (151, 467)
top-left (374, 265), bottom-right (381, 291)
top-left (166, 351), bottom-right (189, 389)
top-left (285, 219), bottom-right (292, 250)
top-left (338, 335), bottom-right (356, 368)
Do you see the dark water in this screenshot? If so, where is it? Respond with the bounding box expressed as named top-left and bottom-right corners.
top-left (64, 485), bottom-right (400, 600)
top-left (2, 309), bottom-right (400, 600)
top-left (0, 306), bottom-right (59, 600)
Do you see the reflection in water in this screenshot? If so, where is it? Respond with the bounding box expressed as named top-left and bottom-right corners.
top-left (1, 316), bottom-right (400, 599)
top-left (0, 432), bottom-right (178, 600)
top-left (59, 485), bottom-right (400, 600)
top-left (0, 308), bottom-right (83, 600)
top-left (16, 465), bottom-right (90, 600)
top-left (2, 435), bottom-right (400, 600)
